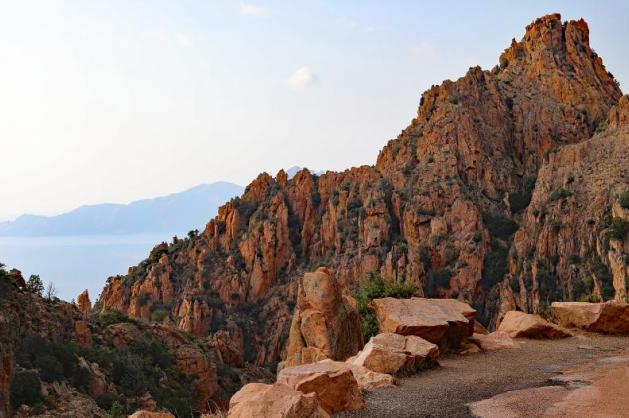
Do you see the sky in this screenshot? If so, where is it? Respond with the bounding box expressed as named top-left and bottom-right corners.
top-left (0, 0), bottom-right (627, 221)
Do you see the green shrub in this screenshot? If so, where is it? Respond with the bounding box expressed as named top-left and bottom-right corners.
top-left (26, 274), bottom-right (44, 296)
top-left (419, 246), bottom-right (431, 271)
top-left (99, 310), bottom-right (135, 327)
top-left (568, 254), bottom-right (580, 264)
top-left (481, 244), bottom-right (508, 290)
top-left (482, 213), bottom-right (519, 238)
top-left (16, 336), bottom-right (79, 384)
top-left (620, 191), bottom-right (629, 209)
top-left (550, 188), bottom-right (572, 202)
top-left (355, 272), bottom-right (418, 340)
top-left (606, 217), bottom-right (627, 240)
top-left (509, 177), bottom-right (536, 214)
top-left (151, 307), bottom-right (169, 322)
top-left (425, 268), bottom-right (453, 297)
top-left (550, 220), bottom-right (562, 235)
top-left (96, 393), bottom-right (124, 412)
top-left (10, 370), bottom-right (42, 409)
top-left (0, 263), bottom-right (12, 303)
top-left (593, 260), bottom-right (614, 300)
top-left (444, 244), bottom-right (459, 265)
top-left (510, 277), bottom-right (520, 293)
top-left (107, 401), bottom-right (125, 418)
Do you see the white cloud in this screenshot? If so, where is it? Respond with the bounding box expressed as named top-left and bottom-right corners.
top-left (239, 3), bottom-right (268, 17)
top-left (175, 33), bottom-right (193, 47)
top-left (286, 67), bottom-right (317, 88)
top-left (411, 42), bottom-right (437, 60)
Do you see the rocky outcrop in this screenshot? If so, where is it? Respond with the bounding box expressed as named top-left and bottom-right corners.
top-left (551, 301), bottom-right (629, 333)
top-left (497, 311), bottom-right (571, 339)
top-left (370, 297), bottom-right (475, 352)
top-left (212, 330), bottom-right (244, 366)
top-left (277, 361), bottom-right (365, 414)
top-left (95, 14), bottom-right (624, 370)
top-left (228, 383), bottom-right (329, 418)
top-left (281, 268), bottom-right (363, 368)
top-left (76, 290), bottom-right (91, 315)
top-left (175, 345), bottom-right (219, 411)
top-left (348, 333), bottom-right (438, 375)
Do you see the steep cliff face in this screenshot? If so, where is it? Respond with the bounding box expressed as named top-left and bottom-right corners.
top-left (498, 96), bottom-right (629, 319)
top-left (98, 14), bottom-right (624, 364)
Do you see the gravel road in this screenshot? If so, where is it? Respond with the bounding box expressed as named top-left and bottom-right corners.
top-left (337, 334), bottom-right (629, 418)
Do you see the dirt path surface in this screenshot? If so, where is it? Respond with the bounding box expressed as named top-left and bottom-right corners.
top-left (337, 334), bottom-right (629, 418)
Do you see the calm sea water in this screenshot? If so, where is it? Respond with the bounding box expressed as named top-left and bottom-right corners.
top-left (0, 233), bottom-right (173, 302)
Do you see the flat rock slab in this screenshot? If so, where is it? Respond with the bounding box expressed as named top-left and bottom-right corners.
top-left (469, 331), bottom-right (522, 351)
top-left (468, 350), bottom-right (629, 417)
top-left (228, 382), bottom-right (329, 418)
top-left (277, 361), bottom-right (365, 414)
top-left (348, 332), bottom-right (438, 375)
top-left (498, 311), bottom-right (572, 339)
top-left (551, 301), bottom-right (629, 334)
top-left (369, 298), bottom-right (476, 352)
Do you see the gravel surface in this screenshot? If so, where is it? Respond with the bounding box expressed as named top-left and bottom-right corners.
top-left (337, 334), bottom-right (629, 418)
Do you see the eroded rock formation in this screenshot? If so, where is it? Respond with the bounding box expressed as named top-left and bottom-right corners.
top-left (281, 268), bottom-right (363, 369)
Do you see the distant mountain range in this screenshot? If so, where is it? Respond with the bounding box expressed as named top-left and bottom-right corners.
top-left (0, 182), bottom-right (244, 236)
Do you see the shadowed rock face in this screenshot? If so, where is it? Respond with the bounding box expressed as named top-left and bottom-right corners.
top-left (98, 13), bottom-right (625, 367)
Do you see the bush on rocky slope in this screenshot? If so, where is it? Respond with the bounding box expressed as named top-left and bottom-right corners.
top-left (356, 272), bottom-right (418, 340)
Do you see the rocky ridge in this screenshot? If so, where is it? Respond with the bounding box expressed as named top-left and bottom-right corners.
top-left (96, 15), bottom-right (626, 374)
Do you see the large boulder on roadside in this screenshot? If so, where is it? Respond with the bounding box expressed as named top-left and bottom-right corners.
top-left (343, 362), bottom-right (395, 390)
top-left (277, 360), bottom-right (365, 414)
top-left (469, 331), bottom-right (522, 351)
top-left (306, 359), bottom-right (394, 391)
top-left (551, 301), bottom-right (629, 334)
top-left (128, 412), bottom-right (175, 418)
top-left (228, 383), bottom-right (329, 418)
top-left (348, 332), bottom-right (438, 375)
top-left (498, 311), bottom-right (572, 339)
top-left (369, 297), bottom-right (476, 352)
top-left (281, 268), bottom-right (363, 369)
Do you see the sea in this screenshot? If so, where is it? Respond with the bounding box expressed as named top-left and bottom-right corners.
top-left (0, 233), bottom-right (175, 302)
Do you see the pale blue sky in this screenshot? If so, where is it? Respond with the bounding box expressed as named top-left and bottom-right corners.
top-left (0, 1), bottom-right (627, 221)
